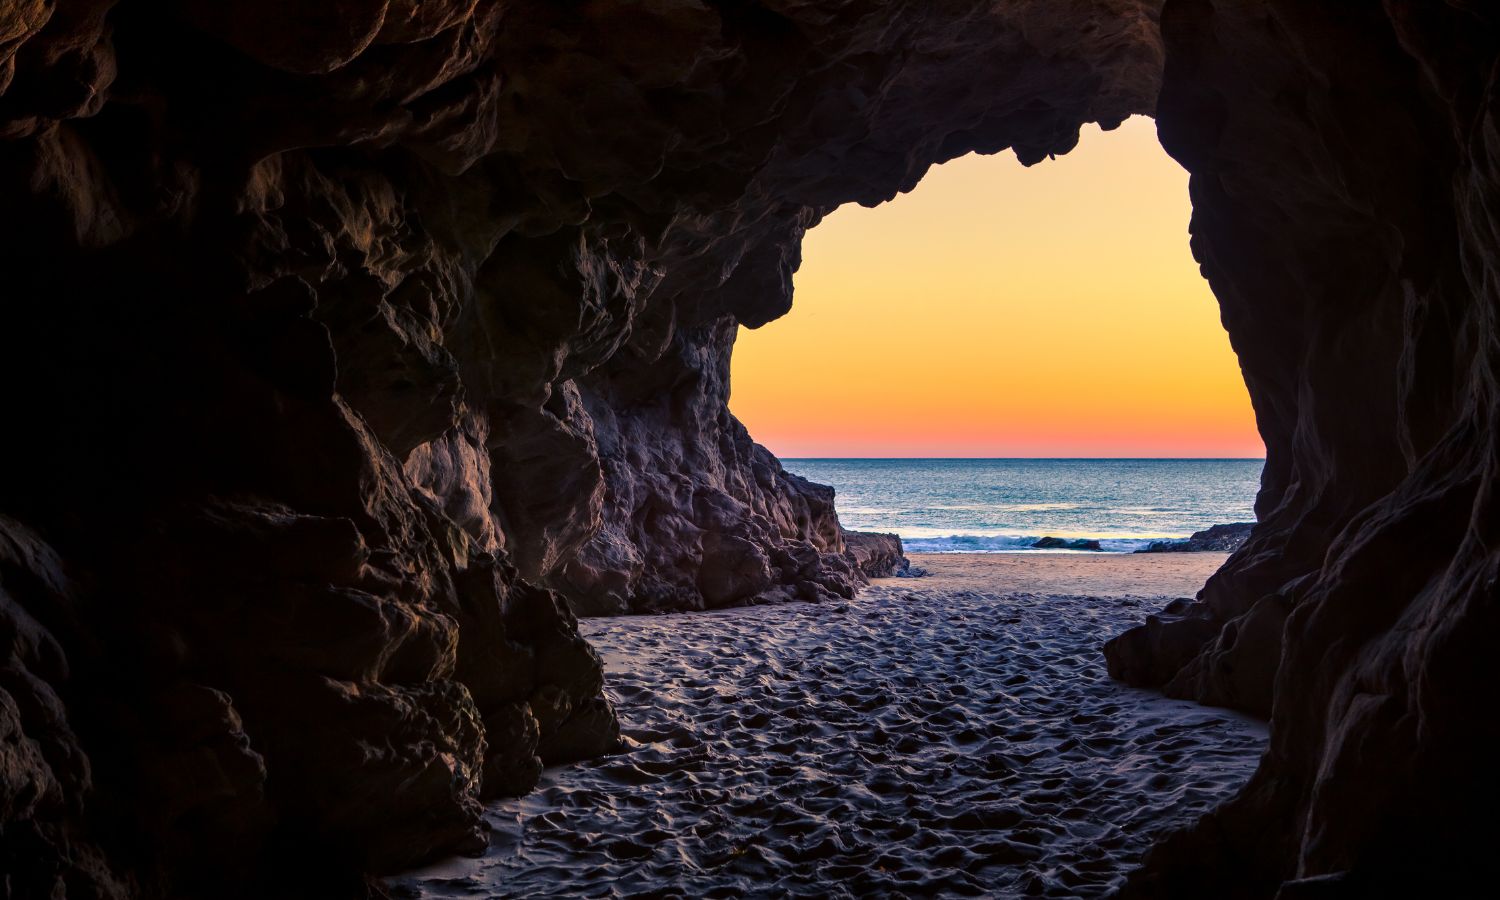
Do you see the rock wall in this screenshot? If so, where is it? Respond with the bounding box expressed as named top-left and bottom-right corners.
top-left (0, 0), bottom-right (1162, 894)
top-left (4, 0), bottom-right (1493, 896)
top-left (559, 318), bottom-right (869, 615)
top-left (1108, 2), bottom-right (1500, 895)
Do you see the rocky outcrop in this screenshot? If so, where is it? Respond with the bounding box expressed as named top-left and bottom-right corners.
top-left (842, 531), bottom-right (911, 578)
top-left (1136, 522), bottom-right (1254, 553)
top-left (2, 0), bottom-right (1494, 897)
top-left (556, 325), bottom-right (872, 615)
top-left (1109, 3), bottom-right (1500, 896)
top-left (0, 0), bottom-right (1160, 894)
top-left (1033, 537), bottom-right (1106, 551)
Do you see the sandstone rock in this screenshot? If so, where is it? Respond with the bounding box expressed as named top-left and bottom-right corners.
top-left (842, 530), bottom-right (911, 578)
top-left (1112, 2), bottom-right (1500, 895)
top-left (3, 2), bottom-right (1158, 883)
top-left (1, 0), bottom-right (1493, 897)
top-left (0, 0), bottom-right (1142, 892)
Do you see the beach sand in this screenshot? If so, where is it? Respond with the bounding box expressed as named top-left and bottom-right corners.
top-left (391, 552), bottom-right (1265, 899)
top-left (903, 551), bottom-right (1232, 598)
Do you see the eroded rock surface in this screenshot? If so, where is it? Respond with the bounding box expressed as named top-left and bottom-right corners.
top-left (2, 0), bottom-right (1494, 897)
top-left (1109, 2), bottom-right (1500, 896)
top-left (1033, 537), bottom-right (1106, 551)
top-left (842, 530), bottom-right (911, 578)
top-left (0, 0), bottom-right (1160, 894)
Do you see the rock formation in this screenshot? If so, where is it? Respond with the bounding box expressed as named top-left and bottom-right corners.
top-left (1033, 537), bottom-right (1106, 551)
top-left (0, 1), bottom-right (1160, 895)
top-left (0, 0), bottom-right (1494, 897)
top-left (1137, 522), bottom-right (1253, 553)
top-left (1107, 3), bottom-right (1500, 896)
top-left (842, 530), bottom-right (911, 578)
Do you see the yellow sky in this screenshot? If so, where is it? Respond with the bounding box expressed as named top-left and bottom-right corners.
top-left (729, 116), bottom-right (1263, 458)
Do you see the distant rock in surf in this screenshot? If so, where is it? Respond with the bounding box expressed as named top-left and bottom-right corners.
top-left (1031, 537), bottom-right (1105, 551)
top-left (1136, 523), bottom-right (1255, 553)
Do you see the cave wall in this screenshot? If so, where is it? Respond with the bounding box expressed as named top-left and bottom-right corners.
top-left (1108, 2), bottom-right (1500, 896)
top-left (3, 0), bottom-right (1494, 897)
top-left (0, 1), bottom-right (1163, 895)
top-left (564, 317), bottom-right (872, 615)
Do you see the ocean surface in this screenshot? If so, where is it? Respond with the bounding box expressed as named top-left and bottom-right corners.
top-left (783, 458), bottom-right (1263, 553)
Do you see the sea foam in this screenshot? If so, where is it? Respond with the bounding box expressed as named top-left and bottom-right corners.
top-left (902, 534), bottom-right (1160, 553)
top-left (783, 458), bottom-right (1262, 554)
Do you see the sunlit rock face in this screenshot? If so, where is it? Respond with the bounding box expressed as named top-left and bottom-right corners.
top-left (1106, 2), bottom-right (1500, 896)
top-left (0, 0), bottom-right (1161, 894)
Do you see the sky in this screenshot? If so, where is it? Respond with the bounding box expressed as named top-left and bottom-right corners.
top-left (728, 116), bottom-right (1264, 459)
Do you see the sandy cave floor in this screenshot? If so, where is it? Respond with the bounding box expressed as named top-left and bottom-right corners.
top-left (390, 553), bottom-right (1266, 899)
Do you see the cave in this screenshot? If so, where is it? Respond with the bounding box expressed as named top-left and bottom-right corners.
top-left (1, 1), bottom-right (1496, 898)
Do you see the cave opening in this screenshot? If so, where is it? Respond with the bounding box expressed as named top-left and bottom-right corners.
top-left (392, 118), bottom-right (1277, 897)
top-left (732, 115), bottom-right (1264, 558)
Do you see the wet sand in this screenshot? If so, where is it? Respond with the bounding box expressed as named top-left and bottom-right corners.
top-left (391, 553), bottom-right (1265, 899)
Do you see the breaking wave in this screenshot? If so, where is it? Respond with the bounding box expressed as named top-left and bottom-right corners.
top-left (902, 534), bottom-right (1172, 553)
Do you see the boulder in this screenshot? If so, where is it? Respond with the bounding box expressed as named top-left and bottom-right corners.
top-left (842, 530), bottom-right (911, 578)
top-left (1137, 522), bottom-right (1255, 553)
top-left (1032, 537), bottom-right (1106, 551)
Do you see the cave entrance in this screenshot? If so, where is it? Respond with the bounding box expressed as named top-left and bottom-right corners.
top-left (731, 115), bottom-right (1264, 560)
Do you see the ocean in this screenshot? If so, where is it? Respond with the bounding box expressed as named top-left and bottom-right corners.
top-left (783, 458), bottom-right (1263, 553)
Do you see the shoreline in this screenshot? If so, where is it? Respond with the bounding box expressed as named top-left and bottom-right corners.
top-left (897, 550), bottom-right (1229, 599)
top-left (896, 525), bottom-right (1251, 555)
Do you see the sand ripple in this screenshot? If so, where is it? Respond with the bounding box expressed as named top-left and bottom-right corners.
top-left (391, 583), bottom-right (1266, 898)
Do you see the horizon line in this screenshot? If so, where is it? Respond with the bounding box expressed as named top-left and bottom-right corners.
top-left (778, 456), bottom-right (1267, 461)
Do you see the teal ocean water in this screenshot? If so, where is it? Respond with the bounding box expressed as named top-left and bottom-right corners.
top-left (783, 458), bottom-right (1263, 553)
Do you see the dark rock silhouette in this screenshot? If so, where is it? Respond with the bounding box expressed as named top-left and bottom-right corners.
top-left (0, 0), bottom-right (1494, 897)
top-left (1137, 522), bottom-right (1254, 553)
top-left (1109, 4), bottom-right (1500, 896)
top-left (0, 1), bottom-right (1148, 893)
top-left (1033, 537), bottom-right (1106, 551)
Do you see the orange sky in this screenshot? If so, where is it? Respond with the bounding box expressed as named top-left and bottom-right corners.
top-left (729, 116), bottom-right (1263, 459)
